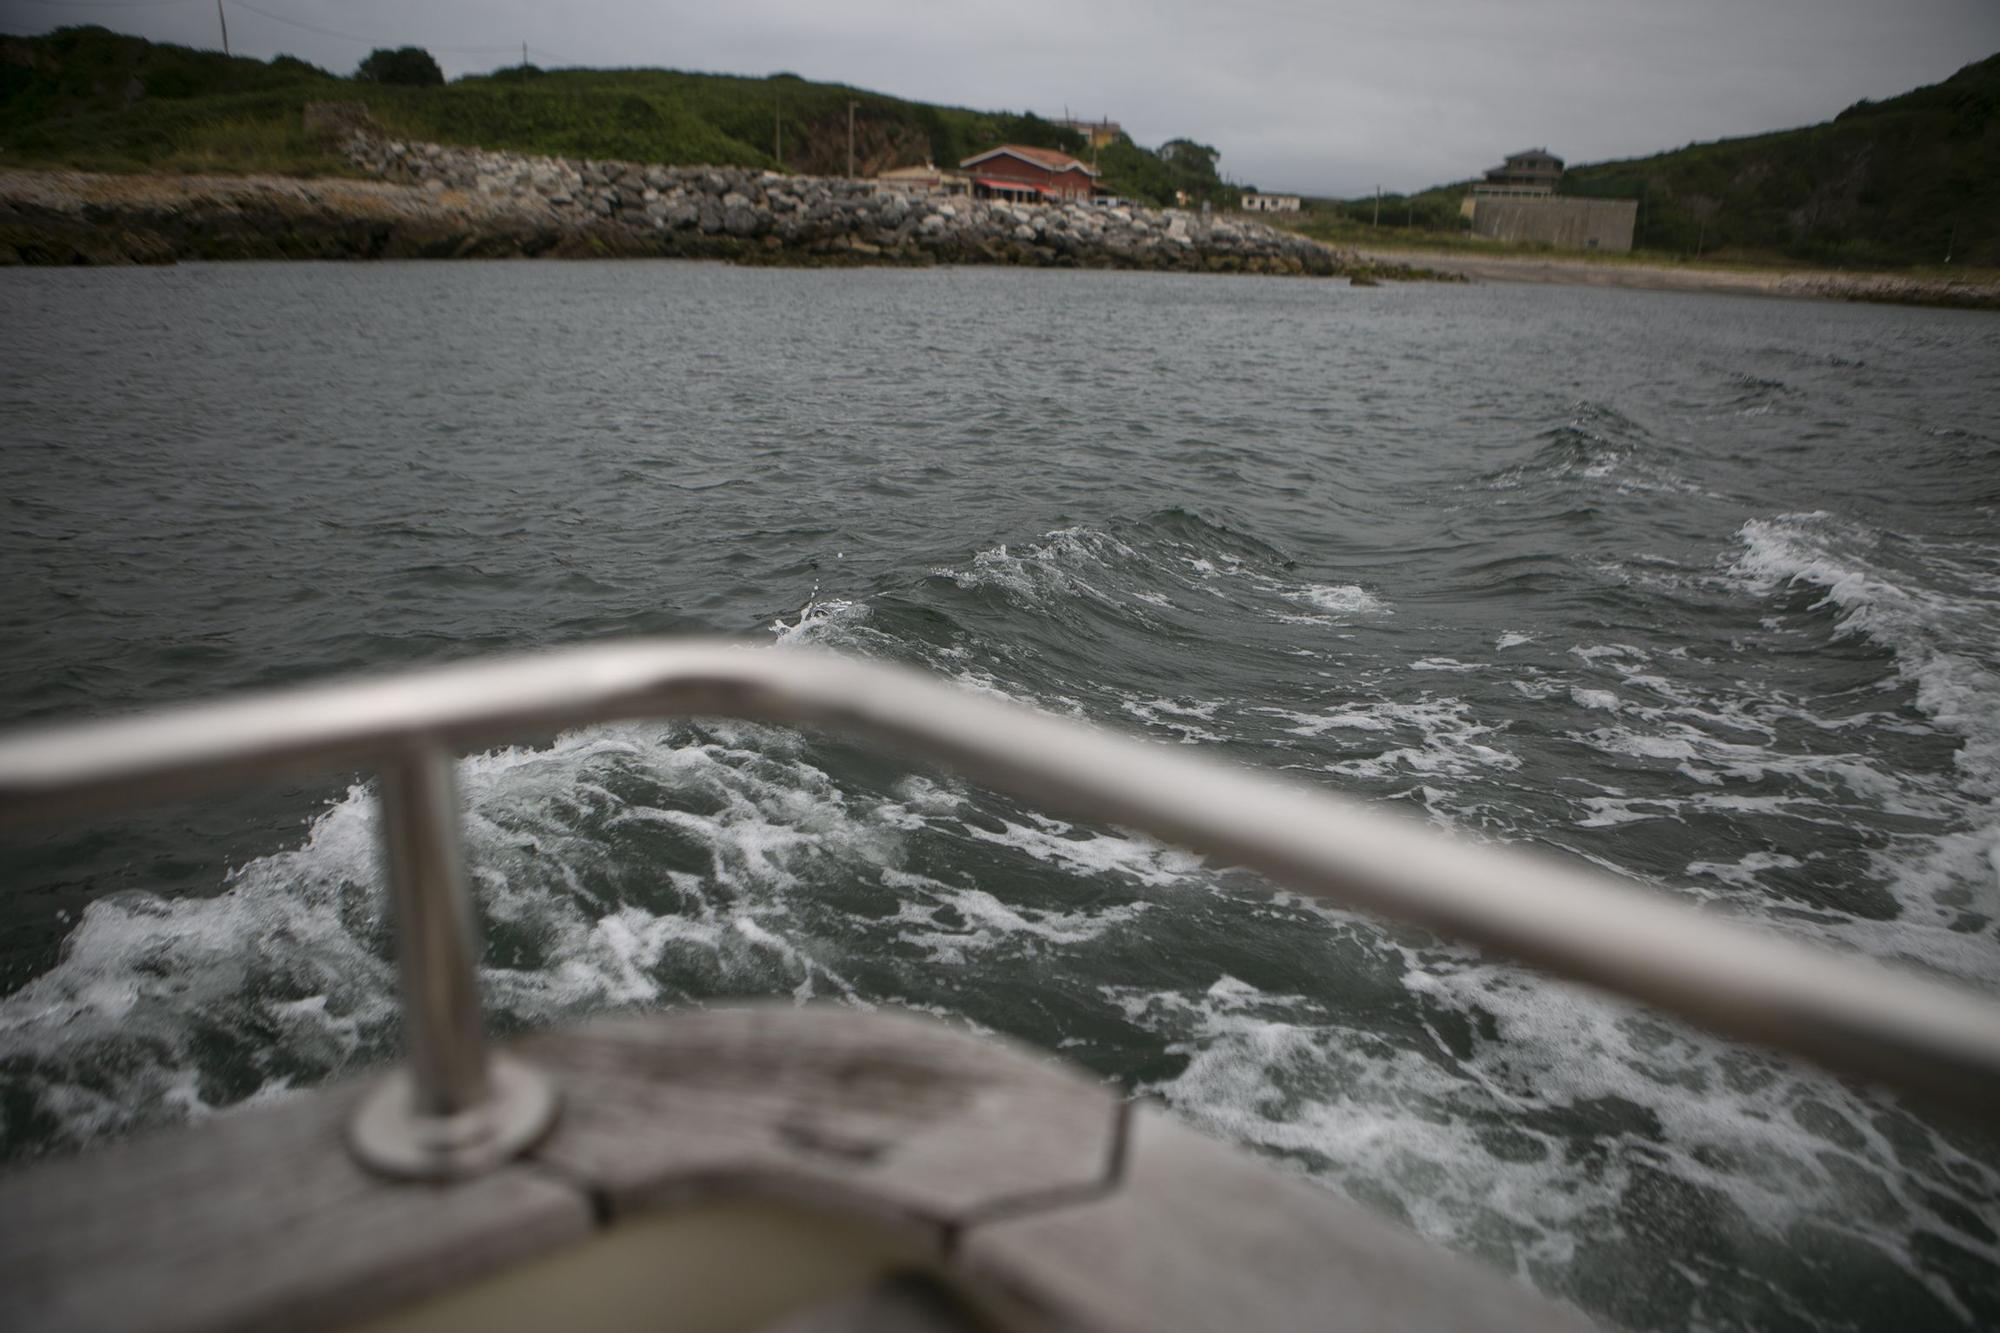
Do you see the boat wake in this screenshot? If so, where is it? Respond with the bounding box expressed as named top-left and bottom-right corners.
top-left (4, 504), bottom-right (1998, 1331)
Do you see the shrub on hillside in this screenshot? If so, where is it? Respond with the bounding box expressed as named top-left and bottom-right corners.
top-left (270, 54), bottom-right (332, 80)
top-left (356, 47), bottom-right (443, 88)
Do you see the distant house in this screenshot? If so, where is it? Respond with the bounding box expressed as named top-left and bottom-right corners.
top-left (1461, 146), bottom-right (1584, 234)
top-left (874, 162), bottom-right (970, 197)
top-left (1477, 148), bottom-right (1564, 197)
top-left (1054, 118), bottom-right (1123, 148)
top-left (1241, 193), bottom-right (1301, 213)
top-left (959, 144), bottom-right (1099, 201)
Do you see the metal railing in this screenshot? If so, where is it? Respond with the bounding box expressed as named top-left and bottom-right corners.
top-left (2, 639), bottom-right (1996, 1178)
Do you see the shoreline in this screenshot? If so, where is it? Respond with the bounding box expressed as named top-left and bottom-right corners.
top-left (1350, 245), bottom-right (2000, 311)
top-left (0, 150), bottom-right (1397, 280)
top-left (4, 161), bottom-right (1982, 313)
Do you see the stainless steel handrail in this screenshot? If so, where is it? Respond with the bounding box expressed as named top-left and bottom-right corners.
top-left (2, 638), bottom-right (1996, 1177)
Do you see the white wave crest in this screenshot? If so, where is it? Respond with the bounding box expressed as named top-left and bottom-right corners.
top-left (1115, 963), bottom-right (1998, 1321)
top-left (1733, 513), bottom-right (2000, 797)
top-left (1729, 512), bottom-right (2000, 937)
top-left (0, 719), bottom-right (913, 1153)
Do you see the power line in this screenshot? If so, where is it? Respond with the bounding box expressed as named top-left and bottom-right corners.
top-left (12, 0), bottom-right (201, 10)
top-left (17, 0), bottom-right (571, 67)
top-left (225, 1), bottom-right (519, 54)
top-left (215, 2), bottom-right (375, 46)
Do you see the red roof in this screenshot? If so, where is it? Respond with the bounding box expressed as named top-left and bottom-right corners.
top-left (959, 144), bottom-right (1098, 176)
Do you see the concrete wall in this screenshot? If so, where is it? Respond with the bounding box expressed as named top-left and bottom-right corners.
top-left (1470, 197), bottom-right (1637, 253)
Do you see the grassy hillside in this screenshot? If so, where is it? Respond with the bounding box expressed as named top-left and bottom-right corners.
top-left (0, 26), bottom-right (1236, 205)
top-left (1290, 54), bottom-right (2000, 269)
top-left (1563, 54), bottom-right (1999, 267)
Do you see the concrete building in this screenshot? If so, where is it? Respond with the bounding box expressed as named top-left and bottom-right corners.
top-left (1468, 195), bottom-right (1637, 253)
top-left (1462, 149), bottom-right (1564, 212)
top-left (1482, 148), bottom-right (1564, 192)
top-left (1241, 193), bottom-right (1302, 213)
top-left (873, 162), bottom-right (970, 197)
top-left (959, 145), bottom-right (1099, 201)
top-left (1455, 146), bottom-right (1636, 252)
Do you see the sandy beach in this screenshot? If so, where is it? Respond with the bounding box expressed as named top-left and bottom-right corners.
top-left (1356, 246), bottom-right (2000, 310)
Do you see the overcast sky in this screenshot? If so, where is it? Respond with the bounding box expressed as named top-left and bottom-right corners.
top-left (7, 0), bottom-right (1998, 194)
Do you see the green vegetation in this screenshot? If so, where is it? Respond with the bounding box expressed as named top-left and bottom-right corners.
top-left (1563, 54), bottom-right (1999, 267)
top-left (0, 26), bottom-right (1236, 204)
top-left (1093, 137), bottom-right (1239, 207)
top-left (1276, 211), bottom-right (1525, 255)
top-left (2, 28), bottom-right (329, 174)
top-left (1283, 53), bottom-right (2000, 270)
top-left (355, 47), bottom-right (443, 89)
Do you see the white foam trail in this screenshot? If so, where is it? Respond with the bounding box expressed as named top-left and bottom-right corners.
top-left (1291, 584), bottom-right (1387, 616)
top-left (1116, 963), bottom-right (1998, 1321)
top-left (888, 871), bottom-right (1149, 965)
top-left (1261, 697), bottom-right (1521, 782)
top-left (0, 719), bottom-right (915, 1152)
top-left (1726, 513), bottom-right (2000, 950)
top-left (957, 814), bottom-right (1203, 888)
top-left (1734, 513), bottom-right (2000, 800)
top-left (1118, 693), bottom-right (1227, 743)
top-left (770, 592), bottom-right (866, 646)
top-left (929, 527), bottom-right (1136, 612)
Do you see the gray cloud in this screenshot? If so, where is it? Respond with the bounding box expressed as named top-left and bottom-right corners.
top-left (7, 0), bottom-right (1997, 194)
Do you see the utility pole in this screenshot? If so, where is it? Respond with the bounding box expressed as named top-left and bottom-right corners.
top-left (216, 0), bottom-right (229, 56)
top-left (847, 100), bottom-right (857, 179)
top-left (522, 41), bottom-right (528, 67)
top-left (1372, 185), bottom-right (1380, 228)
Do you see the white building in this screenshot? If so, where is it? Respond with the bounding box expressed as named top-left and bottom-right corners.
top-left (1241, 193), bottom-right (1302, 213)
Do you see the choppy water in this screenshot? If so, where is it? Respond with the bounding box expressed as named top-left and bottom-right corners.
top-left (3, 261), bottom-right (1998, 1330)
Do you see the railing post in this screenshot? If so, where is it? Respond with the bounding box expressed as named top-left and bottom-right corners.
top-left (378, 743), bottom-right (492, 1117)
top-left (348, 743), bottom-right (557, 1180)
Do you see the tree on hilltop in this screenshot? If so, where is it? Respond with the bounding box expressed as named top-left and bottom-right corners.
top-left (355, 47), bottom-right (443, 87)
top-left (1156, 139), bottom-right (1220, 180)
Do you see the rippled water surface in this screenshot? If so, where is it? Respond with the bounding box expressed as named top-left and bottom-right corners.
top-left (3, 262), bottom-right (1998, 1330)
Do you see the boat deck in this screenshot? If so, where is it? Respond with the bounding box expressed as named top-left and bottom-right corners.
top-left (1, 1006), bottom-right (1595, 1333)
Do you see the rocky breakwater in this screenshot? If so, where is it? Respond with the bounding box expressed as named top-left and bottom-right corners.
top-left (350, 134), bottom-right (1355, 275)
top-left (0, 122), bottom-right (1367, 274)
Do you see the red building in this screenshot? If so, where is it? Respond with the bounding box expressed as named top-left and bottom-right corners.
top-left (958, 145), bottom-right (1099, 202)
